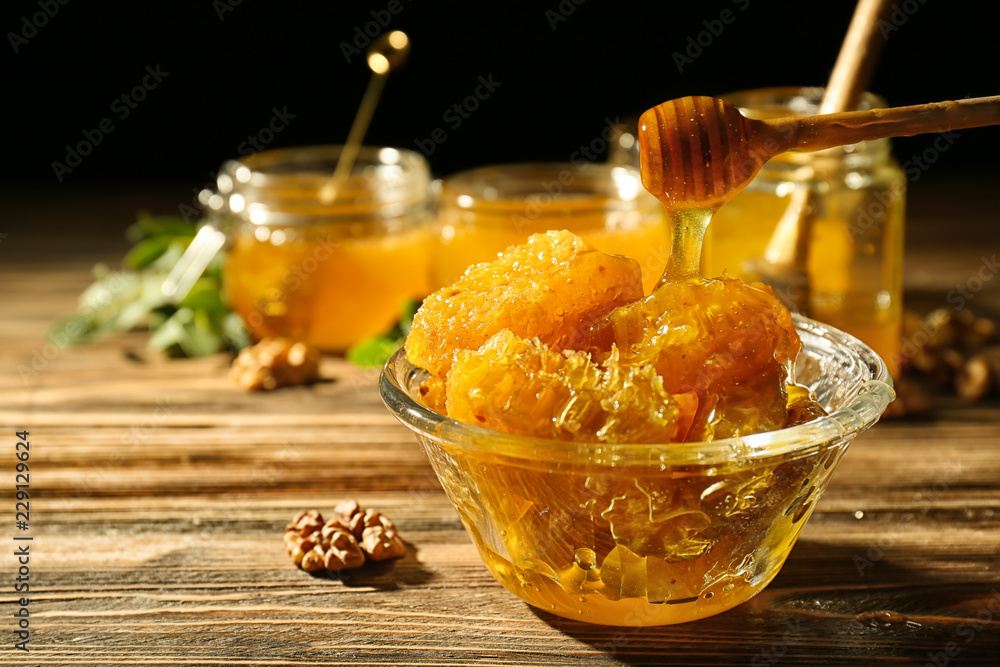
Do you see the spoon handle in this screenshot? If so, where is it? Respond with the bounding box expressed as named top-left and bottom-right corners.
top-left (764, 95), bottom-right (1000, 153)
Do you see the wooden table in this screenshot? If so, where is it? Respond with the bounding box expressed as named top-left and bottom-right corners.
top-left (2, 180), bottom-right (999, 666)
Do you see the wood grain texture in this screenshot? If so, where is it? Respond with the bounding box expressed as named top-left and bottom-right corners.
top-left (1, 186), bottom-right (999, 666)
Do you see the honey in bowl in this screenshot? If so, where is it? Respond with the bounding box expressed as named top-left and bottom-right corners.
top-left (382, 280), bottom-right (892, 625)
top-left (219, 145), bottom-right (433, 352)
top-left (381, 95), bottom-right (909, 625)
top-left (389, 229), bottom-right (879, 626)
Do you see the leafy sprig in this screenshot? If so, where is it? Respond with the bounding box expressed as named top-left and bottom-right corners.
top-left (49, 215), bottom-right (250, 357)
top-left (345, 299), bottom-right (420, 367)
top-left (52, 213), bottom-right (418, 365)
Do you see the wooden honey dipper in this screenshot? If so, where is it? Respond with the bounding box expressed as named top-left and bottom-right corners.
top-left (638, 94), bottom-right (1000, 284)
top-left (747, 0), bottom-right (891, 311)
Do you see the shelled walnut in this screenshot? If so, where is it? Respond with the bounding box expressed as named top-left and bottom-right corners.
top-left (284, 503), bottom-right (406, 573)
top-left (957, 350), bottom-right (999, 401)
top-left (333, 499), bottom-right (407, 562)
top-left (231, 338), bottom-right (321, 391)
top-left (890, 308), bottom-right (999, 417)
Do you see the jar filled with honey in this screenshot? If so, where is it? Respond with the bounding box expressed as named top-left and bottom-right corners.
top-left (432, 163), bottom-right (670, 294)
top-left (701, 87), bottom-right (906, 376)
top-left (219, 145), bottom-right (433, 352)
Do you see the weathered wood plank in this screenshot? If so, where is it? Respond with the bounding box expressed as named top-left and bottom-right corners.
top-left (2, 186), bottom-right (999, 665)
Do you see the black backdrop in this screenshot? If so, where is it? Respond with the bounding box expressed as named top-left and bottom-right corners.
top-left (3, 0), bottom-right (999, 194)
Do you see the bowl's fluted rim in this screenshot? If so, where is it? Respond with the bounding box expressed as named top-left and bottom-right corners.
top-left (379, 314), bottom-right (895, 468)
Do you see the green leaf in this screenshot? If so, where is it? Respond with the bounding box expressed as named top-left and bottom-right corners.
top-left (181, 308), bottom-right (223, 357)
top-left (346, 335), bottom-right (404, 367)
top-left (344, 298), bottom-right (422, 367)
top-left (179, 276), bottom-right (227, 314)
top-left (147, 239), bottom-right (191, 273)
top-left (123, 235), bottom-right (174, 270)
top-left (127, 216), bottom-right (199, 243)
top-left (147, 308), bottom-right (190, 353)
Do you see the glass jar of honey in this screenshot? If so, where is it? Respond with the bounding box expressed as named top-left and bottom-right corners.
top-left (701, 87), bottom-right (906, 376)
top-left (218, 145), bottom-right (433, 352)
top-left (607, 115), bottom-right (641, 168)
top-left (432, 163), bottom-right (669, 294)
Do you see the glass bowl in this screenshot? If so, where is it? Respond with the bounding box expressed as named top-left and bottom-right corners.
top-left (379, 314), bottom-right (894, 626)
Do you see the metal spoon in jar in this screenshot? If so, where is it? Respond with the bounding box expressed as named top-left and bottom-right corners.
top-left (163, 31), bottom-right (411, 302)
top-left (318, 30), bottom-right (410, 204)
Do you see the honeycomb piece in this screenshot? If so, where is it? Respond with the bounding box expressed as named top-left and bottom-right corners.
top-left (406, 230), bottom-right (644, 383)
top-left (589, 276), bottom-right (800, 441)
top-left (446, 330), bottom-right (697, 443)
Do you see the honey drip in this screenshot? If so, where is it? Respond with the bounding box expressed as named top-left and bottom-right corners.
top-left (659, 208), bottom-right (713, 285)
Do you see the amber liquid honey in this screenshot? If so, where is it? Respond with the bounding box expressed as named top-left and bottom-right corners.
top-left (213, 145), bottom-right (433, 353)
top-left (704, 174), bottom-right (904, 376)
top-left (226, 223), bottom-right (430, 352)
top-left (426, 436), bottom-right (848, 626)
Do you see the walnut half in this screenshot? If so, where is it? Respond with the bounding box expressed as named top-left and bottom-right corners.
top-left (231, 338), bottom-right (321, 391)
top-left (284, 503), bottom-right (406, 573)
top-left (360, 510), bottom-right (408, 561)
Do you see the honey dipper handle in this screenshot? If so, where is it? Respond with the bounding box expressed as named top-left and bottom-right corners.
top-left (820, 0), bottom-right (891, 114)
top-left (763, 95), bottom-right (1000, 154)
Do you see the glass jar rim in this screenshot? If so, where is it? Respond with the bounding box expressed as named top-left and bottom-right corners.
top-left (721, 86), bottom-right (889, 116)
top-left (440, 162), bottom-right (660, 212)
top-left (215, 144), bottom-right (432, 226)
top-left (379, 314), bottom-right (894, 469)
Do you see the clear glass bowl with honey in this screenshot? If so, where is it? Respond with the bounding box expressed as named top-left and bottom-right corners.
top-left (432, 163), bottom-right (670, 294)
top-left (218, 145), bottom-right (433, 352)
top-left (380, 315), bottom-right (894, 626)
top-left (701, 87), bottom-right (906, 376)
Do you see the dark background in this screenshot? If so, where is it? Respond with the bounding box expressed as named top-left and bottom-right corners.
top-left (2, 0), bottom-right (998, 202)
